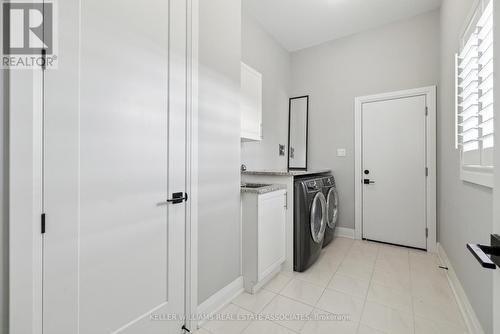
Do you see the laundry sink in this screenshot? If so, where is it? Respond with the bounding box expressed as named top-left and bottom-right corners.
top-left (241, 183), bottom-right (271, 189)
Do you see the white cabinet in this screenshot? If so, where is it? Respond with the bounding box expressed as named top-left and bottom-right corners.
top-left (242, 189), bottom-right (287, 293)
top-left (241, 62), bottom-right (262, 141)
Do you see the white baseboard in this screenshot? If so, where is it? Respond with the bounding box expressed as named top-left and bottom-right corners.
top-left (437, 243), bottom-right (485, 334)
top-left (335, 227), bottom-right (355, 239)
top-left (196, 276), bottom-right (243, 328)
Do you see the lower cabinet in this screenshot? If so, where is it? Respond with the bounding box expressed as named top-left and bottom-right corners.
top-left (242, 189), bottom-right (287, 294)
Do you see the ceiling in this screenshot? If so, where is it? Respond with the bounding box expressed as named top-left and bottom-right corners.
top-left (243, 0), bottom-right (442, 52)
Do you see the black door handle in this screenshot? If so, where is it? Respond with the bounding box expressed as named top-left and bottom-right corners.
top-left (467, 234), bottom-right (500, 269)
top-left (363, 179), bottom-right (375, 185)
top-left (167, 192), bottom-right (188, 204)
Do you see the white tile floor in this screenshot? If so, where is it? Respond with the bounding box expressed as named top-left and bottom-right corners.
top-left (199, 237), bottom-right (469, 334)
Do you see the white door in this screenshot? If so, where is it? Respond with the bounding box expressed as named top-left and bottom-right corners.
top-left (42, 0), bottom-right (187, 333)
top-left (362, 95), bottom-right (427, 249)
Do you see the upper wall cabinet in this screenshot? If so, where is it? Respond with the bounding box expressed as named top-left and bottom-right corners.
top-left (241, 62), bottom-right (263, 141)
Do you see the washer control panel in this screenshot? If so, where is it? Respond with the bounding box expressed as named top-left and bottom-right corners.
top-left (306, 180), bottom-right (322, 191)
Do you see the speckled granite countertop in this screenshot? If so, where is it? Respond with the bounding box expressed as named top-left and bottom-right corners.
top-left (242, 169), bottom-right (331, 177)
top-left (240, 183), bottom-right (287, 195)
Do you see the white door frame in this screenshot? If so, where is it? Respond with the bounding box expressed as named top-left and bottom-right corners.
top-left (185, 0), bottom-right (199, 331)
top-left (8, 1), bottom-right (199, 332)
top-left (354, 86), bottom-right (437, 252)
top-left (492, 2), bottom-right (500, 333)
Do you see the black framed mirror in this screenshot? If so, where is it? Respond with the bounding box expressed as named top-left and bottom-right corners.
top-left (288, 96), bottom-right (309, 170)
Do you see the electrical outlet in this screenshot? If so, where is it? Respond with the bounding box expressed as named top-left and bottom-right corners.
top-left (279, 144), bottom-right (286, 156)
top-left (337, 148), bottom-right (347, 157)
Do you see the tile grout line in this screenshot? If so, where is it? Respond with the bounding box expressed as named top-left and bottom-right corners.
top-left (208, 239), bottom-right (397, 334)
top-left (236, 242), bottom-right (355, 334)
top-left (312, 240), bottom-right (354, 315)
top-left (313, 240), bottom-right (378, 332)
top-left (262, 274), bottom-right (292, 294)
top-left (368, 247), bottom-right (417, 333)
top-left (409, 252), bottom-right (470, 333)
top-left (355, 241), bottom-right (380, 334)
top-left (314, 240), bottom-right (367, 332)
top-left (408, 251), bottom-right (417, 334)
top-left (256, 289), bottom-right (308, 333)
top-left (233, 288), bottom-right (279, 315)
top-left (226, 242), bottom-right (464, 334)
top-left (292, 239), bottom-right (356, 332)
top-left (225, 287), bottom-right (281, 334)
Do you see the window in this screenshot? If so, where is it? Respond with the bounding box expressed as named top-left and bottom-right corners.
top-left (456, 0), bottom-right (494, 187)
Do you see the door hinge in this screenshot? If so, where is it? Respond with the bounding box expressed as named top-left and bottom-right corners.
top-left (41, 213), bottom-right (46, 234)
top-left (425, 106), bottom-right (429, 116)
top-left (425, 227), bottom-right (429, 238)
top-left (425, 167), bottom-right (429, 177)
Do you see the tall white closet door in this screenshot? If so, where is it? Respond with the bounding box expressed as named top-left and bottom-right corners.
top-left (43, 1), bottom-right (187, 333)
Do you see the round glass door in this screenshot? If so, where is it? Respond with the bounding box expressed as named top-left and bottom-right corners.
top-left (310, 192), bottom-right (327, 244)
top-left (326, 187), bottom-right (339, 229)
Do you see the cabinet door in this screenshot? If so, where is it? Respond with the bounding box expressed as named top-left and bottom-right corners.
top-left (258, 191), bottom-right (286, 280)
top-left (241, 62), bottom-right (262, 141)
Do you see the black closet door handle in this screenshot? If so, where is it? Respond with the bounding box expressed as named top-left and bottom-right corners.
top-left (167, 192), bottom-right (188, 204)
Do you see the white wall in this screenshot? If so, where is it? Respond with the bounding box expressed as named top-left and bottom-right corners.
top-left (291, 11), bottom-right (440, 229)
top-left (240, 13), bottom-right (292, 171)
top-left (198, 0), bottom-right (242, 304)
top-left (439, 1), bottom-right (492, 332)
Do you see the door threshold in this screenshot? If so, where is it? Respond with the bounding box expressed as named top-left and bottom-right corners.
top-left (362, 238), bottom-right (426, 252)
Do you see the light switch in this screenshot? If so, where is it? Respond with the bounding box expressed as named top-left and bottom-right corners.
top-left (337, 148), bottom-right (347, 157)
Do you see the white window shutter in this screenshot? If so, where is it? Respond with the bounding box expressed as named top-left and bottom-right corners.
top-left (458, 27), bottom-right (480, 164)
top-left (457, 0), bottom-right (494, 167)
top-left (478, 1), bottom-right (494, 165)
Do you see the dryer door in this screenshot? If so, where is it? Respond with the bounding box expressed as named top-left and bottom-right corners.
top-left (310, 192), bottom-right (327, 243)
top-left (326, 187), bottom-right (339, 229)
